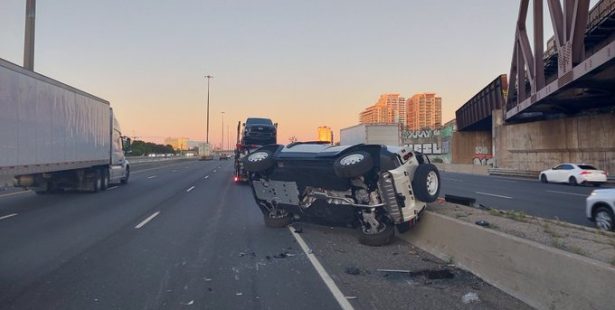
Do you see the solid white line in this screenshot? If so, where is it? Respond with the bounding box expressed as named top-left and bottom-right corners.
top-left (0, 191), bottom-right (31, 198)
top-left (147, 175), bottom-right (157, 179)
top-left (475, 191), bottom-right (513, 199)
top-left (0, 213), bottom-right (18, 221)
top-left (288, 227), bottom-right (354, 310)
top-left (186, 186), bottom-right (195, 192)
top-left (135, 211), bottom-right (160, 229)
top-left (546, 190), bottom-right (587, 197)
top-left (106, 186), bottom-right (119, 191)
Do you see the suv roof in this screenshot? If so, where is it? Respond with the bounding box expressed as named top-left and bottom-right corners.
top-left (246, 118), bottom-right (273, 125)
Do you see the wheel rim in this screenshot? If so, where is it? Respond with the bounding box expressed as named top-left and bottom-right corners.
top-left (248, 152), bottom-right (269, 162)
top-left (340, 154), bottom-right (364, 166)
top-left (596, 211), bottom-right (613, 231)
top-left (426, 171), bottom-right (439, 195)
top-left (569, 177), bottom-right (576, 185)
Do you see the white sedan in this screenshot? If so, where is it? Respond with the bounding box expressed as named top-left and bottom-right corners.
top-left (539, 163), bottom-right (607, 186)
top-left (586, 189), bottom-right (615, 231)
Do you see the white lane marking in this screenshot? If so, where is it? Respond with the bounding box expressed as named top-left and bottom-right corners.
top-left (0, 213), bottom-right (18, 221)
top-left (203, 176), bottom-right (209, 179)
top-left (546, 190), bottom-right (587, 197)
top-left (186, 186), bottom-right (195, 192)
top-left (288, 227), bottom-right (354, 310)
top-left (0, 191), bottom-right (31, 198)
top-left (106, 186), bottom-right (119, 191)
top-left (147, 175), bottom-right (157, 179)
top-left (135, 211), bottom-right (160, 229)
top-left (475, 191), bottom-right (513, 199)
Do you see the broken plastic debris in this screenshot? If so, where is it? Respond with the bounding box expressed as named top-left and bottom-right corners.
top-left (203, 278), bottom-right (212, 282)
top-left (236, 292), bottom-right (243, 296)
top-left (181, 300), bottom-right (194, 306)
top-left (293, 227), bottom-right (303, 233)
top-left (345, 296), bottom-right (358, 300)
top-left (462, 292), bottom-right (480, 304)
top-left (475, 220), bottom-right (490, 227)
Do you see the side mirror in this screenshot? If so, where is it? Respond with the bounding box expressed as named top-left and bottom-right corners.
top-left (122, 137), bottom-right (132, 154)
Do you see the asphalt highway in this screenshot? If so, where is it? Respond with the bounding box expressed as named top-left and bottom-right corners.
top-left (440, 171), bottom-right (614, 226)
top-left (0, 160), bottom-right (529, 310)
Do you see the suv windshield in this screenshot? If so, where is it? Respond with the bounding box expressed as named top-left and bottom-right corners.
top-left (246, 118), bottom-right (273, 126)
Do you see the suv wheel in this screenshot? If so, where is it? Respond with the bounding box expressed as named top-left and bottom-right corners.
top-left (244, 150), bottom-right (274, 172)
top-left (333, 151), bottom-right (373, 178)
top-left (263, 210), bottom-right (291, 228)
top-left (358, 222), bottom-right (395, 246)
top-left (412, 164), bottom-right (441, 203)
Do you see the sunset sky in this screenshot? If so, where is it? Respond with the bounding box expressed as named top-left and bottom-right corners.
top-left (1, 0), bottom-right (589, 146)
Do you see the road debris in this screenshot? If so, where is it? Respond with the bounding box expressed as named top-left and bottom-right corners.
top-left (462, 292), bottom-right (480, 304)
top-left (293, 226), bottom-right (304, 233)
top-left (345, 296), bottom-right (358, 300)
top-left (378, 268), bottom-right (455, 280)
top-left (475, 220), bottom-right (490, 227)
top-left (203, 277), bottom-right (212, 282)
top-left (236, 292), bottom-right (243, 296)
top-left (239, 251), bottom-right (256, 257)
top-left (181, 300), bottom-right (194, 306)
top-left (344, 266), bottom-right (361, 275)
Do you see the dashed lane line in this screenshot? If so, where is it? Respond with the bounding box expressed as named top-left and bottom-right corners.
top-left (475, 191), bottom-right (513, 199)
top-left (135, 211), bottom-right (160, 229)
top-left (0, 213), bottom-right (18, 221)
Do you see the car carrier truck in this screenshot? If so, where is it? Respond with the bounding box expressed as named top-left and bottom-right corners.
top-left (0, 58), bottom-right (130, 193)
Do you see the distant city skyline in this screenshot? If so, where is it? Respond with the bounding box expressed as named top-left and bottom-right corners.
top-left (1, 0), bottom-right (579, 143)
top-left (360, 92), bottom-right (442, 130)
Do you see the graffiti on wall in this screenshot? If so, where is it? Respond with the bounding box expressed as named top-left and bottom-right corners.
top-left (473, 145), bottom-right (493, 166)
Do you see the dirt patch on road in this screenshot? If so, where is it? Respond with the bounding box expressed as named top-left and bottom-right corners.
top-left (430, 202), bottom-right (615, 266)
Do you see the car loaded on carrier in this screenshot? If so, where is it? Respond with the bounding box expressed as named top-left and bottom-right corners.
top-left (242, 142), bottom-right (441, 246)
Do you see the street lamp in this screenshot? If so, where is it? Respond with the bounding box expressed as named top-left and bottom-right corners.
top-left (204, 75), bottom-right (214, 144)
top-left (221, 112), bottom-right (225, 150)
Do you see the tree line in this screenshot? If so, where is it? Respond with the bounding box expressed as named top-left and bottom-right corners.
top-left (128, 140), bottom-right (175, 156)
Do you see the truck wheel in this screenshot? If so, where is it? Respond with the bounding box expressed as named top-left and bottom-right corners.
top-left (358, 223), bottom-right (395, 246)
top-left (333, 151), bottom-right (373, 178)
top-left (121, 167), bottom-right (130, 185)
top-left (101, 170), bottom-right (110, 190)
top-left (412, 164), bottom-right (441, 203)
top-left (264, 211), bottom-right (291, 228)
top-left (91, 171), bottom-right (102, 193)
top-left (243, 150), bottom-right (274, 172)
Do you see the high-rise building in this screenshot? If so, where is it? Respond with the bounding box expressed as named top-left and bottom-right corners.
top-left (317, 126), bottom-right (333, 143)
top-left (164, 137), bottom-right (189, 151)
top-left (359, 93), bottom-right (405, 126)
top-left (406, 93), bottom-right (442, 130)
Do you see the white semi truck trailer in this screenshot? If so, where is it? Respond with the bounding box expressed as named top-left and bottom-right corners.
top-left (0, 58), bottom-right (130, 193)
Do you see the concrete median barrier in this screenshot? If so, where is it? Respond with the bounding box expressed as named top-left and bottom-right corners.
top-left (434, 163), bottom-right (489, 175)
top-left (400, 211), bottom-right (615, 310)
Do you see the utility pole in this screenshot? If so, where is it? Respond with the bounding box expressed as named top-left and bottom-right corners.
top-left (24, 0), bottom-right (36, 70)
top-left (204, 75), bottom-right (214, 144)
top-left (221, 112), bottom-right (225, 150)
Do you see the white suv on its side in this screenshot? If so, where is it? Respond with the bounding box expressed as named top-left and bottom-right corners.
top-left (586, 189), bottom-right (615, 231)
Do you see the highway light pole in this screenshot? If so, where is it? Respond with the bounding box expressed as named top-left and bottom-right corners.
top-left (24, 0), bottom-right (36, 70)
top-left (221, 112), bottom-right (225, 150)
top-left (205, 75), bottom-right (213, 144)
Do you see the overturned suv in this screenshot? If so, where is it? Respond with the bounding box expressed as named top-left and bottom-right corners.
top-left (243, 142), bottom-right (441, 246)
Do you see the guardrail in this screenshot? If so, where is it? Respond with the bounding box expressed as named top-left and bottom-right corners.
top-left (488, 168), bottom-right (540, 178)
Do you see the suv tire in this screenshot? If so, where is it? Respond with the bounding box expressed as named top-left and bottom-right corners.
top-left (264, 212), bottom-right (291, 228)
top-left (412, 164), bottom-right (441, 203)
top-left (333, 151), bottom-right (373, 178)
top-left (358, 223), bottom-right (395, 246)
top-left (244, 150), bottom-right (275, 172)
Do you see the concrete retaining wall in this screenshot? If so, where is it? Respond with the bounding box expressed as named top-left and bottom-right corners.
top-left (452, 131), bottom-right (492, 164)
top-left (435, 163), bottom-right (489, 175)
top-left (494, 111), bottom-right (615, 173)
top-left (401, 211), bottom-right (615, 310)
